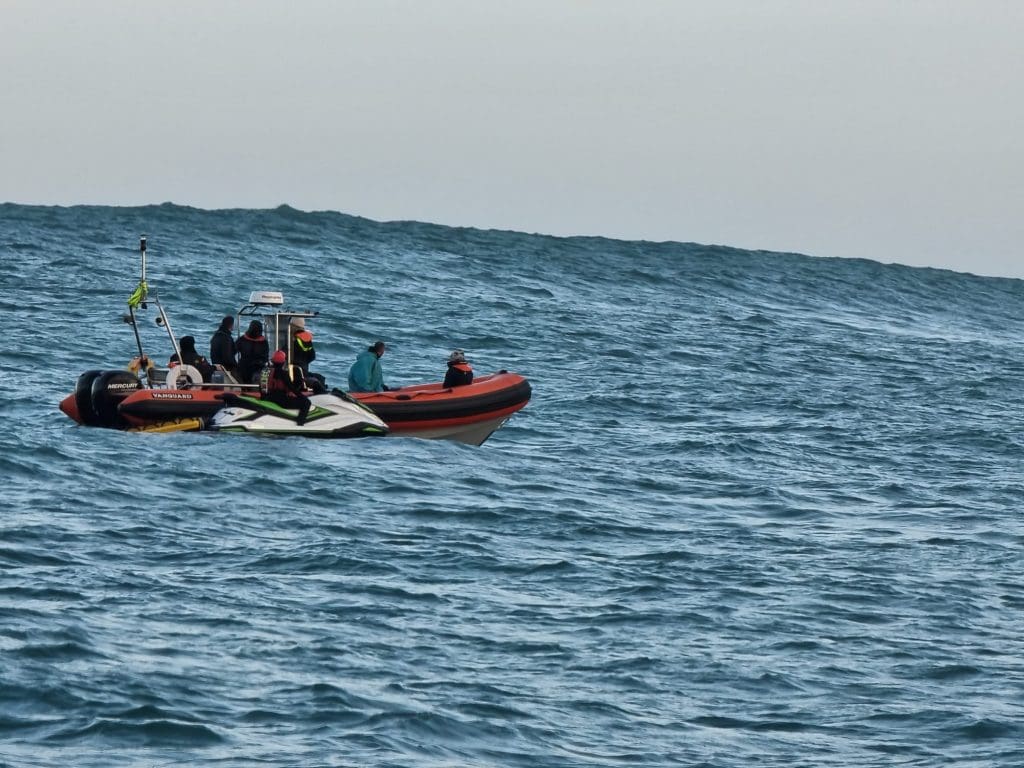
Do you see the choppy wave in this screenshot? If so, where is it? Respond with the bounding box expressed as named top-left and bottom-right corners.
top-left (1, 203), bottom-right (1023, 766)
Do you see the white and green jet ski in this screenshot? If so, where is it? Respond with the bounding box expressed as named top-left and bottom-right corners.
top-left (209, 391), bottom-right (388, 438)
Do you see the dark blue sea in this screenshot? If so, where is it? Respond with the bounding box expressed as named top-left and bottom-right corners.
top-left (2, 203), bottom-right (1023, 767)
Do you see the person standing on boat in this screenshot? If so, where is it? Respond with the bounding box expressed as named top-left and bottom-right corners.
top-left (348, 341), bottom-right (388, 392)
top-left (169, 336), bottom-right (215, 382)
top-left (289, 317), bottom-right (316, 375)
top-left (209, 315), bottom-right (237, 377)
top-left (290, 317), bottom-right (328, 394)
top-left (443, 349), bottom-right (474, 388)
top-left (236, 320), bottom-right (270, 384)
top-left (261, 349), bottom-right (310, 425)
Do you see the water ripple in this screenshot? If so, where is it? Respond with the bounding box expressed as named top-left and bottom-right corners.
top-left (2, 204), bottom-right (1023, 767)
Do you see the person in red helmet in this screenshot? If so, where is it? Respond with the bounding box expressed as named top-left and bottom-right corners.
top-left (260, 348), bottom-right (311, 425)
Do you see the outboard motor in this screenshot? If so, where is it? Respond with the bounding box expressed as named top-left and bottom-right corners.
top-left (74, 370), bottom-right (105, 426)
top-left (89, 370), bottom-right (143, 428)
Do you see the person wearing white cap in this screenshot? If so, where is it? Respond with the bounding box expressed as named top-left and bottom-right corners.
top-left (443, 349), bottom-right (474, 388)
top-left (289, 316), bottom-right (316, 376)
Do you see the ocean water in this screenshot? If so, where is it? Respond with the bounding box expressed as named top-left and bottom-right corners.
top-left (2, 202), bottom-right (1023, 767)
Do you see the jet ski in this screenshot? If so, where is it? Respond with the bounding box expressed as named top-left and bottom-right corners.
top-left (209, 391), bottom-right (388, 438)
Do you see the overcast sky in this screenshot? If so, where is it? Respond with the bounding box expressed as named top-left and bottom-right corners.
top-left (2, 1), bottom-right (1022, 278)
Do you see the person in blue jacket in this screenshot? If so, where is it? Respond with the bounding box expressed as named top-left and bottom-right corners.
top-left (348, 341), bottom-right (388, 392)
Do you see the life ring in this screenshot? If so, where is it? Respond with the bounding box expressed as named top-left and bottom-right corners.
top-left (164, 364), bottom-right (204, 389)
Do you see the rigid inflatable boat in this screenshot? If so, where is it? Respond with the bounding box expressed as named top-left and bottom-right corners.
top-left (351, 373), bottom-right (531, 446)
top-left (58, 237), bottom-right (530, 445)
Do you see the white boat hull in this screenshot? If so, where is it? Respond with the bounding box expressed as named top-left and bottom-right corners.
top-left (387, 415), bottom-right (511, 446)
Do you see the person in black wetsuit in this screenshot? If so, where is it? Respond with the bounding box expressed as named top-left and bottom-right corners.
top-left (236, 320), bottom-right (270, 384)
top-left (260, 349), bottom-right (310, 425)
top-left (169, 335), bottom-right (214, 382)
top-left (209, 315), bottom-right (237, 376)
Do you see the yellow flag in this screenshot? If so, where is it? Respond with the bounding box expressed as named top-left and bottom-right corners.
top-left (127, 280), bottom-right (148, 309)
